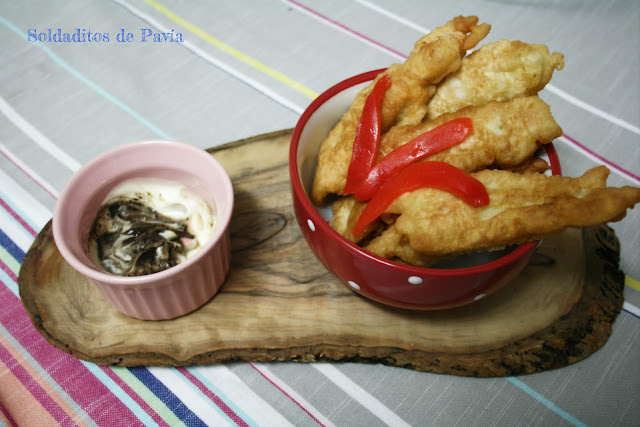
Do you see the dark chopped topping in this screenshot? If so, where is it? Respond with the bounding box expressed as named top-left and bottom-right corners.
top-left (90, 199), bottom-right (194, 276)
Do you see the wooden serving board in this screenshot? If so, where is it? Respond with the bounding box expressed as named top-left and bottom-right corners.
top-left (18, 130), bottom-right (625, 377)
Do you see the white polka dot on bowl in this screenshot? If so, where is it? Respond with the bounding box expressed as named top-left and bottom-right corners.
top-left (408, 276), bottom-right (423, 285)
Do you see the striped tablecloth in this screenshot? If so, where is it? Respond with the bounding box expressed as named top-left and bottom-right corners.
top-left (1, 1), bottom-right (638, 426)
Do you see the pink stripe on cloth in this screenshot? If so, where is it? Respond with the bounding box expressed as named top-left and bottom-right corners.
top-left (0, 258), bottom-right (18, 282)
top-left (0, 197), bottom-right (38, 237)
top-left (2, 330), bottom-right (91, 426)
top-left (248, 363), bottom-right (325, 427)
top-left (285, 0), bottom-right (406, 59)
top-left (561, 133), bottom-right (640, 183)
top-left (177, 367), bottom-right (249, 427)
top-left (0, 146), bottom-right (59, 200)
top-left (0, 342), bottom-right (72, 425)
top-left (0, 285), bottom-right (144, 426)
top-left (99, 365), bottom-right (169, 427)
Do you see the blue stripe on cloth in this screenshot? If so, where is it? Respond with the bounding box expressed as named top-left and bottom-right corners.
top-left (128, 367), bottom-right (207, 427)
top-left (0, 228), bottom-right (25, 263)
top-left (506, 377), bottom-right (587, 427)
top-left (0, 15), bottom-right (172, 140)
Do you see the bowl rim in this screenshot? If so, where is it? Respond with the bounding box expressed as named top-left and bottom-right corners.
top-left (289, 68), bottom-right (561, 278)
top-left (53, 139), bottom-right (234, 287)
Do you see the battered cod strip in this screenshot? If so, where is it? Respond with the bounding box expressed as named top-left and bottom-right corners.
top-left (426, 39), bottom-right (564, 121)
top-left (330, 159), bottom-right (553, 244)
top-left (330, 196), bottom-right (377, 243)
top-left (378, 96), bottom-right (562, 171)
top-left (509, 157), bottom-right (550, 174)
top-left (365, 166), bottom-right (640, 265)
top-left (364, 227), bottom-right (441, 267)
top-left (311, 16), bottom-right (490, 204)
top-left (331, 96), bottom-right (561, 242)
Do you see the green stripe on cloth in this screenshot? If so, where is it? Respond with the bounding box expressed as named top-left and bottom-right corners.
top-left (0, 246), bottom-right (20, 276)
top-left (110, 367), bottom-right (185, 427)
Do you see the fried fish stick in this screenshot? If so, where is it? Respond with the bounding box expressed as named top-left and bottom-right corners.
top-left (378, 96), bottom-right (562, 170)
top-left (330, 196), bottom-right (376, 242)
top-left (426, 40), bottom-right (564, 121)
top-left (364, 226), bottom-right (440, 267)
top-left (365, 166), bottom-right (640, 264)
top-left (311, 16), bottom-right (490, 204)
top-left (384, 16), bottom-right (490, 130)
top-left (331, 96), bottom-right (562, 242)
top-left (509, 157), bottom-right (550, 174)
top-left (331, 155), bottom-right (553, 243)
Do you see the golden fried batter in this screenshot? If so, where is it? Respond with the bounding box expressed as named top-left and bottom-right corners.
top-left (426, 39), bottom-right (564, 121)
top-left (365, 166), bottom-right (640, 264)
top-left (330, 96), bottom-right (562, 242)
top-left (311, 16), bottom-right (490, 204)
top-left (330, 196), bottom-right (373, 242)
top-left (364, 227), bottom-right (440, 267)
top-left (509, 157), bottom-right (550, 174)
top-left (385, 16), bottom-right (491, 130)
top-left (378, 96), bottom-right (562, 170)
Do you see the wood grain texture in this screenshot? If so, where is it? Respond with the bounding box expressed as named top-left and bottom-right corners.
top-left (18, 130), bottom-right (625, 376)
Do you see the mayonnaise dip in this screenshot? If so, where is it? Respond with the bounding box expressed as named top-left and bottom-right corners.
top-left (89, 178), bottom-right (215, 276)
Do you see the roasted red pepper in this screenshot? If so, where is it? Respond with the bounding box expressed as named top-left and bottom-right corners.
top-left (352, 161), bottom-right (489, 238)
top-left (353, 118), bottom-right (473, 201)
top-left (343, 74), bottom-right (392, 195)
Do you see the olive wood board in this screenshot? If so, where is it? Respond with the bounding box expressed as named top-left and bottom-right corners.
top-left (18, 129), bottom-right (625, 377)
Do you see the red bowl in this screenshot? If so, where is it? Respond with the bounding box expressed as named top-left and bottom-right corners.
top-left (289, 69), bottom-right (561, 310)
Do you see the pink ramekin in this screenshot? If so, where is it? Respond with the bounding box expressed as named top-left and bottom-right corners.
top-left (53, 140), bottom-right (234, 320)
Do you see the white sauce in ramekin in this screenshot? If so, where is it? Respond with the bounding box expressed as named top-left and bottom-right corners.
top-left (90, 178), bottom-right (216, 276)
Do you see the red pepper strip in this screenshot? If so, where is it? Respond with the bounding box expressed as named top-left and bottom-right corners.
top-left (352, 161), bottom-right (489, 238)
top-left (353, 117), bottom-right (473, 201)
top-left (343, 74), bottom-right (392, 195)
